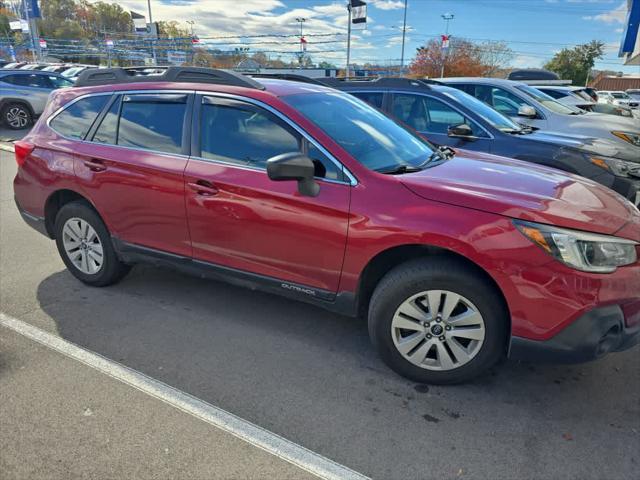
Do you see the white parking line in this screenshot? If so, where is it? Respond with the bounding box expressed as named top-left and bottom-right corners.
top-left (0, 312), bottom-right (370, 480)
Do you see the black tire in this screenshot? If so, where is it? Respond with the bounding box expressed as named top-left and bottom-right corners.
top-left (368, 257), bottom-right (508, 385)
top-left (54, 201), bottom-right (131, 287)
top-left (1, 102), bottom-right (33, 130)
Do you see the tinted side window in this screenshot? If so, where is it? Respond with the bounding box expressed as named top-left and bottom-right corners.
top-left (200, 99), bottom-right (299, 169)
top-left (118, 95), bottom-right (187, 154)
top-left (0, 75), bottom-right (24, 86)
top-left (351, 91), bottom-right (384, 109)
top-left (50, 95), bottom-right (110, 140)
top-left (472, 85), bottom-right (530, 117)
top-left (92, 97), bottom-right (120, 145)
top-left (391, 93), bottom-right (484, 136)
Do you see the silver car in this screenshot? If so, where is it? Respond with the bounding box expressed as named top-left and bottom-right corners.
top-left (443, 78), bottom-right (640, 149)
top-left (0, 70), bottom-right (74, 129)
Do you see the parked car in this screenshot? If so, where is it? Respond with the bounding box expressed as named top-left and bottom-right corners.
top-left (318, 77), bottom-right (639, 205)
top-left (0, 70), bottom-right (74, 129)
top-left (627, 89), bottom-right (640, 101)
top-left (598, 91), bottom-right (640, 111)
top-left (13, 67), bottom-right (640, 384)
top-left (19, 63), bottom-right (50, 70)
top-left (535, 85), bottom-right (639, 119)
top-left (42, 64), bottom-right (73, 73)
top-left (533, 85), bottom-right (595, 109)
top-left (2, 62), bottom-right (26, 69)
top-left (442, 78), bottom-right (640, 149)
top-left (61, 65), bottom-right (96, 80)
top-left (590, 102), bottom-right (637, 119)
top-left (583, 87), bottom-right (598, 102)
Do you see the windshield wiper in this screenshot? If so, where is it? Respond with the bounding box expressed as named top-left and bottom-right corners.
top-left (379, 165), bottom-right (423, 175)
top-left (417, 147), bottom-right (454, 168)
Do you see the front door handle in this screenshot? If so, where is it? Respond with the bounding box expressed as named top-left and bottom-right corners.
top-left (188, 180), bottom-right (219, 196)
top-left (83, 158), bottom-right (107, 172)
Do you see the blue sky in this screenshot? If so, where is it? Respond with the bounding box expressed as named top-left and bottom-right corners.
top-left (118, 0), bottom-right (638, 72)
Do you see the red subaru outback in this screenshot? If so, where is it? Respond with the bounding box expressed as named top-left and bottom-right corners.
top-left (13, 68), bottom-right (640, 384)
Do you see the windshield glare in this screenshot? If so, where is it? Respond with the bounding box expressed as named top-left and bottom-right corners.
top-left (515, 84), bottom-right (577, 114)
top-left (284, 92), bottom-right (436, 172)
top-left (611, 92), bottom-right (630, 99)
top-left (442, 88), bottom-right (521, 132)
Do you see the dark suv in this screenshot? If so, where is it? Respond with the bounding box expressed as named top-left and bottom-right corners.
top-left (13, 68), bottom-right (640, 384)
top-left (320, 77), bottom-right (640, 206)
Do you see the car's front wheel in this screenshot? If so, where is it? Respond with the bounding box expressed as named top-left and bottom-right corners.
top-left (1, 102), bottom-right (32, 130)
top-left (54, 201), bottom-right (131, 287)
top-left (368, 257), bottom-right (508, 384)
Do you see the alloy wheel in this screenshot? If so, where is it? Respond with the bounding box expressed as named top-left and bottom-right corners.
top-left (62, 218), bottom-right (104, 275)
top-left (391, 290), bottom-right (486, 371)
top-left (6, 107), bottom-right (29, 128)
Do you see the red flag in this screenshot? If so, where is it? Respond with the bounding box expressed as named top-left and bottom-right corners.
top-left (300, 36), bottom-right (307, 51)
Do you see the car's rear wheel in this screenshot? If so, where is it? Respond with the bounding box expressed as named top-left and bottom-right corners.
top-left (2, 102), bottom-right (32, 130)
top-left (54, 201), bottom-right (131, 287)
top-left (368, 257), bottom-right (508, 384)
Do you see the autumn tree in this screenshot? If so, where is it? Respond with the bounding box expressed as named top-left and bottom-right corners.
top-left (544, 40), bottom-right (605, 86)
top-left (410, 38), bottom-right (488, 78)
top-left (478, 41), bottom-right (514, 77)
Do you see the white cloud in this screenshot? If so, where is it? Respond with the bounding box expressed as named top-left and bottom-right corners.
top-left (371, 0), bottom-right (405, 11)
top-left (512, 54), bottom-right (544, 68)
top-left (582, 1), bottom-right (627, 23)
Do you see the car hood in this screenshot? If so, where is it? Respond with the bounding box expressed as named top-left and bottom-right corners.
top-left (526, 130), bottom-right (640, 162)
top-left (574, 111), bottom-right (640, 130)
top-left (401, 149), bottom-right (639, 235)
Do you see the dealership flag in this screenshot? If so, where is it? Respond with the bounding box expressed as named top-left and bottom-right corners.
top-left (300, 36), bottom-right (307, 51)
top-left (350, 0), bottom-right (367, 24)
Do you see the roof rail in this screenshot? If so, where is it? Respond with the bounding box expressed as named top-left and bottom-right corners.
top-left (320, 77), bottom-right (440, 89)
top-left (75, 66), bottom-right (265, 90)
top-left (249, 73), bottom-right (327, 85)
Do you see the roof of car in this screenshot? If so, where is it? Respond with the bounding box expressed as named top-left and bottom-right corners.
top-left (0, 69), bottom-right (66, 77)
top-left (442, 77), bottom-right (522, 86)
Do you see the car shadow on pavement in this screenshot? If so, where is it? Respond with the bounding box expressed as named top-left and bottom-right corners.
top-left (34, 266), bottom-right (640, 479)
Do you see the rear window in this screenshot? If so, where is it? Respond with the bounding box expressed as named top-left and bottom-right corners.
top-left (49, 95), bottom-right (110, 140)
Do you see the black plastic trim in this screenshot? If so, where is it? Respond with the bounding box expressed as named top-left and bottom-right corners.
top-left (509, 304), bottom-right (640, 363)
top-left (15, 198), bottom-right (49, 237)
top-left (111, 239), bottom-right (358, 316)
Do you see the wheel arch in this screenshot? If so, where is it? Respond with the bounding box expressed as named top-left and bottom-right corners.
top-left (355, 244), bottom-right (510, 328)
top-left (44, 189), bottom-right (104, 238)
top-left (0, 98), bottom-right (36, 117)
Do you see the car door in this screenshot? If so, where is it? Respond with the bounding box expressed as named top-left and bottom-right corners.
top-left (388, 93), bottom-right (493, 151)
top-left (72, 92), bottom-right (193, 257)
top-left (184, 94), bottom-right (351, 293)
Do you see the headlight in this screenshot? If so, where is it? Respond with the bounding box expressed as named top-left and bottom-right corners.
top-left (515, 221), bottom-right (638, 273)
top-left (589, 156), bottom-right (640, 178)
top-left (611, 131), bottom-right (640, 147)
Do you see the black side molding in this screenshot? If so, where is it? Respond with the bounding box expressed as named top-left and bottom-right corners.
top-left (111, 238), bottom-right (358, 317)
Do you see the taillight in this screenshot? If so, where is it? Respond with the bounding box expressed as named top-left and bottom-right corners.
top-left (14, 141), bottom-right (35, 167)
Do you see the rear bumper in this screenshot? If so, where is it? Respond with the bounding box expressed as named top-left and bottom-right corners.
top-left (15, 197), bottom-right (49, 237)
top-left (509, 303), bottom-right (640, 363)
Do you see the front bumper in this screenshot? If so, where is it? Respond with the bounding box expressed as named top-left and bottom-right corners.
top-left (509, 302), bottom-right (640, 363)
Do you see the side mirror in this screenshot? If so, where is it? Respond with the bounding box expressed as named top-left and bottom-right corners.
top-left (448, 123), bottom-right (473, 138)
top-left (517, 105), bottom-right (537, 118)
top-left (266, 152), bottom-right (320, 197)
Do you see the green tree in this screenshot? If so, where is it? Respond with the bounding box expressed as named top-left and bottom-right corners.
top-left (544, 40), bottom-right (605, 86)
top-left (157, 20), bottom-right (191, 38)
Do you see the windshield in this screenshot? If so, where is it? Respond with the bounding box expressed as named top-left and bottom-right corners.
top-left (515, 84), bottom-right (577, 114)
top-left (284, 92), bottom-right (437, 173)
top-left (442, 88), bottom-right (521, 132)
top-left (573, 89), bottom-right (593, 102)
top-left (611, 92), bottom-right (630, 99)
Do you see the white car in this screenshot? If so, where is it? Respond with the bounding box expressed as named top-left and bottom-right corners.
top-left (598, 91), bottom-right (639, 110)
top-left (534, 86), bottom-right (595, 109)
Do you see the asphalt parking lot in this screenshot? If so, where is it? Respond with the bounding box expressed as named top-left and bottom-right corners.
top-left (1, 148), bottom-right (639, 479)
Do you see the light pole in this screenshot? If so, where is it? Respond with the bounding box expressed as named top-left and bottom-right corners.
top-left (400, 0), bottom-right (408, 74)
top-left (440, 13), bottom-right (454, 78)
top-left (147, 0), bottom-right (157, 65)
top-left (296, 17), bottom-right (307, 69)
top-left (186, 20), bottom-right (195, 37)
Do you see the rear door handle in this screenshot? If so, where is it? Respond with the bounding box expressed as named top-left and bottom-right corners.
top-left (187, 180), bottom-right (219, 196)
top-left (83, 158), bottom-right (107, 172)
